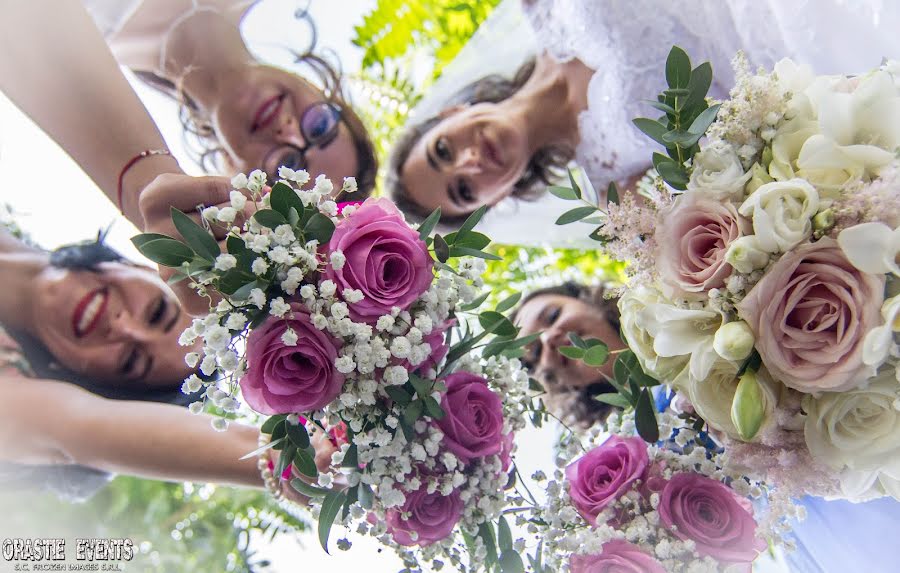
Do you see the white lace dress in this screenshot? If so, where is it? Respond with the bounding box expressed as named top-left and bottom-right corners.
top-left (523, 0), bottom-right (900, 195)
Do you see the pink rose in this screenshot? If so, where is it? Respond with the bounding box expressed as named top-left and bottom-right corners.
top-left (325, 198), bottom-right (433, 323)
top-left (242, 303), bottom-right (345, 414)
top-left (736, 237), bottom-right (885, 393)
top-left (499, 431), bottom-right (515, 473)
top-left (435, 372), bottom-right (504, 463)
top-left (570, 540), bottom-right (666, 573)
top-left (384, 482), bottom-right (463, 546)
top-left (566, 436), bottom-right (649, 526)
top-left (657, 192), bottom-right (744, 297)
top-left (658, 473), bottom-right (764, 564)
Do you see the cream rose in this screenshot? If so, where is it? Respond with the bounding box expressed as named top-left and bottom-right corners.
top-left (738, 179), bottom-right (819, 253)
top-left (737, 237), bottom-right (885, 393)
top-left (618, 287), bottom-right (690, 382)
top-left (804, 368), bottom-right (900, 482)
top-left (687, 141), bottom-right (752, 200)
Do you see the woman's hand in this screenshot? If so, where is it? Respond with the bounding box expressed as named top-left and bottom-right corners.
top-left (138, 173), bottom-right (256, 315)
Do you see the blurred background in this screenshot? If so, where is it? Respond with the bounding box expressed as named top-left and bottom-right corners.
top-left (0, 1), bottom-right (623, 571)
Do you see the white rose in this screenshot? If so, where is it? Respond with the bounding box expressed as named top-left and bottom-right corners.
top-left (839, 467), bottom-right (900, 502)
top-left (687, 141), bottom-right (752, 200)
top-left (724, 235), bottom-right (770, 274)
top-left (617, 287), bottom-right (689, 382)
top-left (738, 179), bottom-right (819, 253)
top-left (803, 369), bottom-right (900, 477)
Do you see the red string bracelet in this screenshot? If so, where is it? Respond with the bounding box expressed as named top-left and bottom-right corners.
top-left (116, 149), bottom-right (172, 213)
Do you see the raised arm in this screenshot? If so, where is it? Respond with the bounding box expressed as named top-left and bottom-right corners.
top-left (0, 374), bottom-right (264, 487)
top-left (0, 0), bottom-right (186, 227)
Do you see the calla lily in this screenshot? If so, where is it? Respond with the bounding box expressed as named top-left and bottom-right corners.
top-left (837, 222), bottom-right (900, 276)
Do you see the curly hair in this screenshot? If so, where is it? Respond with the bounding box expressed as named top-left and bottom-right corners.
top-left (134, 16), bottom-right (377, 200)
top-left (513, 282), bottom-right (621, 429)
top-left (385, 58), bottom-right (574, 227)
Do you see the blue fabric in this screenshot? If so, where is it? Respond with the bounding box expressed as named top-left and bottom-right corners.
top-left (785, 496), bottom-right (900, 572)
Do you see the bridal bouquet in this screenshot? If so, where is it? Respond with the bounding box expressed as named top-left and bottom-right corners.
top-left (132, 170), bottom-right (537, 570)
top-left (521, 411), bottom-right (796, 573)
top-left (553, 47), bottom-right (900, 501)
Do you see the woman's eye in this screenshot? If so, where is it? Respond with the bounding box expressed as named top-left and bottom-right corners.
top-left (149, 297), bottom-right (166, 326)
top-left (547, 307), bottom-right (561, 325)
top-left (457, 179), bottom-right (474, 202)
top-left (121, 348), bottom-right (139, 375)
top-left (435, 137), bottom-right (452, 161)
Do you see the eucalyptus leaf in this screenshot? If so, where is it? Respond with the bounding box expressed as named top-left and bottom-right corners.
top-left (478, 311), bottom-right (517, 337)
top-left (498, 516), bottom-right (513, 551)
top-left (226, 235), bottom-right (248, 255)
top-left (555, 206), bottom-right (597, 225)
top-left (683, 62), bottom-right (713, 112)
top-left (460, 292), bottom-right (489, 311)
top-left (478, 522), bottom-right (498, 567)
top-left (444, 230), bottom-right (490, 250)
top-left (448, 246), bottom-right (502, 261)
top-left (665, 45), bottom-right (691, 89)
top-left (568, 333), bottom-right (587, 348)
top-left (290, 478), bottom-right (330, 498)
top-left (433, 234), bottom-right (450, 263)
top-left (304, 213), bottom-right (336, 244)
top-left (286, 421), bottom-right (310, 449)
top-left (583, 343), bottom-right (610, 367)
top-left (274, 443), bottom-right (296, 479)
top-left (132, 232), bottom-right (174, 249)
top-left (270, 181), bottom-right (304, 219)
top-left (294, 448), bottom-right (317, 478)
top-left (499, 551), bottom-right (525, 573)
top-left (687, 103), bottom-right (721, 135)
top-left (402, 399), bottom-right (424, 426)
top-left (635, 388), bottom-right (660, 443)
top-left (384, 385), bottom-right (412, 406)
top-left (318, 490), bottom-right (347, 553)
top-left (643, 99), bottom-right (677, 115)
top-left (456, 204), bottom-right (488, 239)
top-left (632, 118), bottom-right (671, 148)
top-left (566, 169), bottom-right (583, 199)
top-left (548, 185), bottom-right (580, 200)
top-left (231, 280), bottom-right (260, 301)
top-left (253, 209), bottom-right (288, 230)
top-left (418, 207), bottom-right (442, 240)
top-left (495, 292), bottom-right (522, 314)
top-left (595, 393), bottom-right (632, 409)
top-left (238, 436), bottom-right (285, 460)
top-left (135, 238), bottom-right (195, 268)
top-left (260, 415), bottom-right (286, 435)
top-left (607, 181), bottom-right (620, 206)
top-left (424, 396), bottom-right (445, 420)
top-left (558, 346), bottom-right (585, 360)
top-left (171, 207), bottom-right (220, 262)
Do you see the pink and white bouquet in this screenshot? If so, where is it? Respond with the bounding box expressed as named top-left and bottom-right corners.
top-left (554, 47), bottom-right (900, 501)
top-left (521, 411), bottom-right (796, 573)
top-left (133, 170), bottom-right (535, 570)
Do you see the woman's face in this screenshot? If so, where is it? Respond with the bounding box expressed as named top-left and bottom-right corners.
top-left (515, 293), bottom-right (625, 390)
top-left (212, 65), bottom-right (360, 191)
top-left (400, 102), bottom-right (531, 217)
top-left (32, 262), bottom-right (199, 388)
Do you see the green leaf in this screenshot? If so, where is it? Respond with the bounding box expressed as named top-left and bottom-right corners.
top-left (662, 129), bottom-right (701, 147)
top-left (385, 385), bottom-right (413, 406)
top-left (170, 207), bottom-right (221, 262)
top-left (478, 522), bottom-right (498, 567)
top-left (499, 551), bottom-right (525, 573)
top-left (226, 235), bottom-right (248, 255)
top-left (595, 393), bottom-right (632, 409)
top-left (304, 213), bottom-right (336, 244)
top-left (666, 45), bottom-right (692, 89)
top-left (408, 374), bottom-right (433, 398)
top-left (231, 280), bottom-right (260, 302)
top-left (643, 99), bottom-right (677, 115)
top-left (261, 415), bottom-right (286, 435)
top-left (444, 230), bottom-right (490, 250)
top-left (548, 185), bottom-right (580, 200)
top-left (270, 181), bottom-right (304, 219)
top-left (238, 436), bottom-right (284, 460)
top-left (495, 292), bottom-right (522, 314)
top-left (134, 238), bottom-right (195, 267)
top-left (652, 152), bottom-right (674, 171)
top-left (558, 346), bottom-right (585, 360)
top-left (433, 234), bottom-right (450, 263)
top-left (357, 482), bottom-right (374, 510)
top-left (479, 311), bottom-right (517, 337)
top-left (566, 169), bottom-right (583, 199)
top-left (294, 448), bottom-right (317, 478)
top-left (275, 443), bottom-right (296, 479)
top-left (456, 204), bottom-right (488, 239)
top-left (448, 246), bottom-right (502, 261)
top-left (528, 540), bottom-right (545, 573)
top-left (687, 103), bottom-right (721, 135)
top-left (656, 162), bottom-right (689, 189)
top-left (618, 351), bottom-right (659, 387)
top-left (290, 478), bottom-right (330, 498)
top-left (635, 388), bottom-right (660, 443)
top-left (632, 118), bottom-right (671, 148)
top-left (498, 516), bottom-right (513, 551)
top-left (555, 206), bottom-right (597, 225)
top-left (418, 208), bottom-right (442, 240)
top-left (132, 232), bottom-right (175, 249)
top-left (402, 399), bottom-right (424, 426)
top-left (286, 421), bottom-right (310, 449)
top-left (568, 332), bottom-right (587, 349)
top-left (342, 444), bottom-right (359, 469)
top-left (583, 343), bottom-right (610, 367)
top-left (607, 181), bottom-right (620, 206)
top-left (683, 62), bottom-right (713, 113)
top-left (253, 209), bottom-right (287, 230)
top-left (318, 490), bottom-right (347, 553)
top-left (424, 396), bottom-right (445, 420)
top-left (217, 268), bottom-right (251, 295)
top-left (460, 292), bottom-right (490, 311)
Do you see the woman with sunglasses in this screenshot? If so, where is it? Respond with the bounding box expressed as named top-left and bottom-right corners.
top-left (86, 0), bottom-right (378, 198)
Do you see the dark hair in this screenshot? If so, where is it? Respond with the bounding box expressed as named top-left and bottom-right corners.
top-left (386, 58), bottom-right (574, 227)
top-left (513, 282), bottom-right (621, 429)
top-left (134, 14), bottom-right (377, 200)
top-left (7, 234), bottom-right (198, 402)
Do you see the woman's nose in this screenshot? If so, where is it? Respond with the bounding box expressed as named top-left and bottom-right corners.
top-left (275, 115), bottom-right (302, 143)
top-left (455, 146), bottom-right (481, 171)
top-left (109, 311), bottom-right (151, 344)
top-left (539, 328), bottom-right (568, 368)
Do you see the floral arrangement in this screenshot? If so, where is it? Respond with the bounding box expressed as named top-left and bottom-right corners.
top-left (552, 46), bottom-right (900, 501)
top-left (132, 169), bottom-right (539, 570)
top-left (519, 411), bottom-right (797, 573)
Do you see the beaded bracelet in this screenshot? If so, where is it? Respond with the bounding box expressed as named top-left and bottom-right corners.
top-left (256, 433), bottom-right (284, 500)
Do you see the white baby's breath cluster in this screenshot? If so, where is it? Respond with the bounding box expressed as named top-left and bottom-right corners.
top-left (522, 412), bottom-right (797, 572)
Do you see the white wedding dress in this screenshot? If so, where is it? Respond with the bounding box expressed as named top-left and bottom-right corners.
top-left (423, 0), bottom-right (900, 248)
